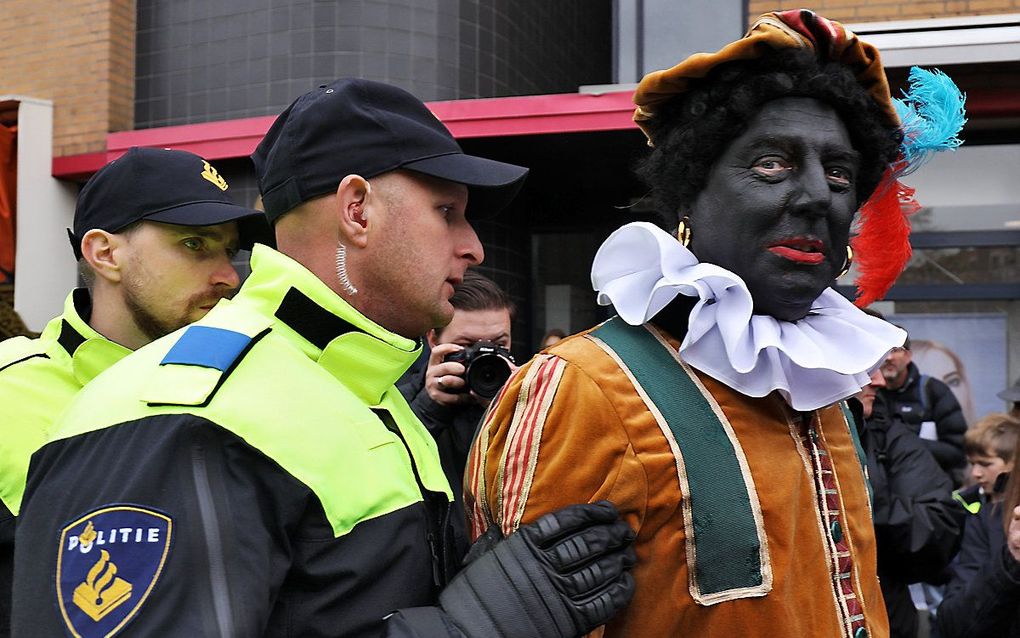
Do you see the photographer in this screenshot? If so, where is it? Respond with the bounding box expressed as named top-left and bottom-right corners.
top-left (401, 270), bottom-right (517, 554)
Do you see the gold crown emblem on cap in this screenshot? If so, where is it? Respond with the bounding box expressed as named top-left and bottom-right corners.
top-left (201, 161), bottom-right (229, 191)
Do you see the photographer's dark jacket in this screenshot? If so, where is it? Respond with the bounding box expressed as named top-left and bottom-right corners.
top-left (13, 247), bottom-right (472, 638)
top-left (878, 362), bottom-right (966, 479)
top-left (856, 395), bottom-right (964, 638)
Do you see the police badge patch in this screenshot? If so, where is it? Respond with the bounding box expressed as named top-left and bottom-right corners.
top-left (56, 505), bottom-right (172, 638)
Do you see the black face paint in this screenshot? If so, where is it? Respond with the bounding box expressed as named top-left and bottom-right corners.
top-left (686, 97), bottom-right (860, 322)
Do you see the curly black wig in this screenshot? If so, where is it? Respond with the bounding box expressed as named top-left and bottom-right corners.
top-left (636, 48), bottom-right (903, 224)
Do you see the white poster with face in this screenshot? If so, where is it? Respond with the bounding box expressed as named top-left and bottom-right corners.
top-left (889, 313), bottom-right (1007, 427)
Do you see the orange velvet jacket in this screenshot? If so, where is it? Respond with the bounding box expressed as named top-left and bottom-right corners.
top-left (465, 321), bottom-right (889, 638)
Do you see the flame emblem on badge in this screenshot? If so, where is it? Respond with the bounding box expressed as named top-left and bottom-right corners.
top-left (79, 521), bottom-right (98, 546)
top-left (200, 160), bottom-right (229, 191)
top-left (72, 550), bottom-right (133, 621)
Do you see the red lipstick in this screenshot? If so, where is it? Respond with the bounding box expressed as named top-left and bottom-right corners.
top-left (768, 237), bottom-right (826, 265)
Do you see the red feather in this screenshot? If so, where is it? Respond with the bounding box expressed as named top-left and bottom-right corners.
top-left (851, 168), bottom-right (919, 307)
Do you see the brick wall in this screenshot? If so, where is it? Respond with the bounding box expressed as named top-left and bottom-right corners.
top-left (748, 0), bottom-right (1020, 23)
top-left (0, 0), bottom-right (135, 157)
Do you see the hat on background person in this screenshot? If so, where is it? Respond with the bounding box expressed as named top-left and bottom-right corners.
top-left (998, 377), bottom-right (1020, 403)
top-left (251, 78), bottom-right (529, 223)
top-left (68, 147), bottom-right (274, 259)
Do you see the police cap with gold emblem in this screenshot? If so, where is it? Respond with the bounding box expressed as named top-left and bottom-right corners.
top-left (68, 147), bottom-right (274, 259)
top-left (252, 78), bottom-right (529, 222)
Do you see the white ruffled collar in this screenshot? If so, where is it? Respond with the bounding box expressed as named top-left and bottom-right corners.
top-left (591, 222), bottom-right (906, 411)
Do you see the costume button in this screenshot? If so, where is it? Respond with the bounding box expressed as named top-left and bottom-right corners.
top-left (854, 627), bottom-right (868, 638)
top-left (830, 520), bottom-right (843, 543)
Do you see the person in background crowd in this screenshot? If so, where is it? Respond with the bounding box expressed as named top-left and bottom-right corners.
top-left (911, 338), bottom-right (976, 426)
top-left (998, 376), bottom-right (1020, 419)
top-left (937, 433), bottom-right (1020, 637)
top-left (0, 147), bottom-right (271, 636)
top-left (958, 414), bottom-right (1020, 509)
top-left (13, 79), bottom-right (634, 638)
top-left (879, 329), bottom-right (968, 485)
top-left (400, 269), bottom-right (517, 556)
top-left (467, 10), bottom-right (964, 637)
top-left (541, 328), bottom-right (566, 349)
top-left (853, 341), bottom-right (964, 638)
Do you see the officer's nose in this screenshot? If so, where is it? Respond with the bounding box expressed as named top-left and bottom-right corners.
top-left (212, 255), bottom-right (241, 290)
top-left (456, 220), bottom-right (484, 266)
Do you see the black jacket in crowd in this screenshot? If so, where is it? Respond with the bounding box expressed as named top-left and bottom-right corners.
top-left (878, 362), bottom-right (967, 481)
top-left (937, 477), bottom-right (1020, 638)
top-left (853, 396), bottom-right (965, 638)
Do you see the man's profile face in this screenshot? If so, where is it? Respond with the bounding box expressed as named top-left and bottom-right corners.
top-left (880, 346), bottom-right (911, 388)
top-left (686, 97), bottom-right (859, 322)
top-left (429, 307), bottom-right (512, 351)
top-left (118, 221), bottom-right (242, 341)
top-left (362, 171), bottom-right (483, 339)
top-left (855, 368), bottom-right (886, 419)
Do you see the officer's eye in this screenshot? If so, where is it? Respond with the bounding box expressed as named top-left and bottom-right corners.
top-left (182, 238), bottom-right (204, 251)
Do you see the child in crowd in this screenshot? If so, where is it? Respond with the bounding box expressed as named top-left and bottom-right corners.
top-left (937, 415), bottom-right (1020, 637)
top-left (959, 414), bottom-right (1019, 508)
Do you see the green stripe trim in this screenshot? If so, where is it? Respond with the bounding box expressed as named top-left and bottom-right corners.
top-left (591, 317), bottom-right (763, 597)
top-left (839, 401), bottom-right (873, 509)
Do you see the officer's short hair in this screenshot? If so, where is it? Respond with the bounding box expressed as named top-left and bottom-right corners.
top-left (77, 259), bottom-right (96, 289)
top-left (449, 270), bottom-right (515, 322)
top-left (75, 221), bottom-right (143, 290)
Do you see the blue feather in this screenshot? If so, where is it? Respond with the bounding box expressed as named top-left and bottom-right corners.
top-left (892, 67), bottom-right (966, 176)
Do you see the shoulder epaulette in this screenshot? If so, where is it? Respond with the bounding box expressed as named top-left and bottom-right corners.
top-left (142, 324), bottom-right (269, 407)
top-left (0, 336), bottom-right (47, 374)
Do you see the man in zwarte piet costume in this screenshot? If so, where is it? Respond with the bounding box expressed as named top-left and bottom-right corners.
top-left (465, 9), bottom-right (967, 638)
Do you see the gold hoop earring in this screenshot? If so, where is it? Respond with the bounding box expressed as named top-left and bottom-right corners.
top-left (837, 245), bottom-right (853, 278)
top-left (677, 216), bottom-right (692, 248)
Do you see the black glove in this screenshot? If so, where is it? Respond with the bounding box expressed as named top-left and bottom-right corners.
top-left (437, 500), bottom-right (636, 638)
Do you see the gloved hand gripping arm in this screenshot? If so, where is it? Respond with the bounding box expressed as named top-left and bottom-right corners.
top-left (386, 500), bottom-right (636, 638)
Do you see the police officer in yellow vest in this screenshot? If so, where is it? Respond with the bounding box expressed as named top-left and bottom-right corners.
top-left (13, 80), bottom-right (635, 638)
top-left (0, 147), bottom-right (272, 635)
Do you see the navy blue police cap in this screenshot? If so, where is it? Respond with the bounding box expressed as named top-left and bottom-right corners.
top-left (69, 147), bottom-right (274, 259)
top-left (251, 78), bottom-right (529, 222)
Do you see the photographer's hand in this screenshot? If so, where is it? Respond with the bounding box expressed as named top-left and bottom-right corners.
top-left (426, 343), bottom-right (471, 406)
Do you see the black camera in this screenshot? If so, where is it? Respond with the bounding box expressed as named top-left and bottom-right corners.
top-left (443, 341), bottom-right (516, 400)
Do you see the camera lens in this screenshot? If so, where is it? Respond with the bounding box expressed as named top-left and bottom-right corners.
top-left (466, 354), bottom-right (513, 399)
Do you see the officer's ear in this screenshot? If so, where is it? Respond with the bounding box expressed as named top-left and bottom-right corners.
top-left (80, 229), bottom-right (125, 284)
top-left (335, 174), bottom-right (371, 249)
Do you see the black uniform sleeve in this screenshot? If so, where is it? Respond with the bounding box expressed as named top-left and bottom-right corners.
top-left (12, 415), bottom-right (307, 637)
top-left (868, 416), bottom-right (964, 583)
top-left (936, 520), bottom-right (1020, 638)
top-left (925, 378), bottom-right (967, 471)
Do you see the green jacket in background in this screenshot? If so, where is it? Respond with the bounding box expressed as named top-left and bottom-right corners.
top-left (0, 288), bottom-right (129, 634)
